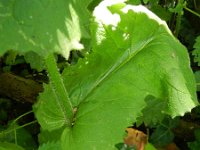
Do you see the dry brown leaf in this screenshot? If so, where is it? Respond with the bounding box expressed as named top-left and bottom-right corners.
top-left (124, 128), bottom-right (148, 150)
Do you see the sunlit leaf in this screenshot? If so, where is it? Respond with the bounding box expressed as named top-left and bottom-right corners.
top-left (61, 0), bottom-right (197, 149)
top-left (33, 0), bottom-right (197, 149)
top-left (0, 0), bottom-right (91, 59)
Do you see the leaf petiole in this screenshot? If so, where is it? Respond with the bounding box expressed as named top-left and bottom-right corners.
top-left (0, 120), bottom-right (38, 136)
top-left (184, 6), bottom-right (200, 18)
top-left (45, 54), bottom-right (73, 127)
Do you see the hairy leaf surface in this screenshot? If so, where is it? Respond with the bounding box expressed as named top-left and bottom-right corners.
top-left (33, 83), bottom-right (71, 131)
top-left (34, 0), bottom-right (198, 149)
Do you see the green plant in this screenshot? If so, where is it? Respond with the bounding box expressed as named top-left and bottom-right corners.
top-left (193, 36), bottom-right (200, 66)
top-left (149, 117), bottom-right (179, 147)
top-left (0, 0), bottom-right (199, 149)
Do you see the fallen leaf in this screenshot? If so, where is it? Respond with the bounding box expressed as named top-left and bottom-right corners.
top-left (124, 128), bottom-right (148, 150)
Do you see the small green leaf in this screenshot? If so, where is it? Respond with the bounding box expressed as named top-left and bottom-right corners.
top-left (24, 51), bottom-right (45, 72)
top-left (150, 117), bottom-right (179, 147)
top-left (137, 96), bottom-right (166, 125)
top-left (193, 36), bottom-right (200, 66)
top-left (143, 0), bottom-right (149, 4)
top-left (4, 51), bottom-right (18, 65)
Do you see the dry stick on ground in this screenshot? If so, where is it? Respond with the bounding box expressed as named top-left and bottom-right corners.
top-left (0, 72), bottom-right (43, 103)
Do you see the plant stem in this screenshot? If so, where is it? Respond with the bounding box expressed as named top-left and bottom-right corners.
top-left (0, 120), bottom-right (38, 136)
top-left (13, 110), bottom-right (33, 123)
top-left (174, 0), bottom-right (183, 37)
top-left (184, 6), bottom-right (200, 18)
top-left (45, 54), bottom-right (73, 127)
top-left (14, 126), bottom-right (17, 145)
top-left (174, 12), bottom-right (182, 37)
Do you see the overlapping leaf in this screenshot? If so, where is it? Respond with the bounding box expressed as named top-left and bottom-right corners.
top-left (33, 83), bottom-right (71, 131)
top-left (0, 0), bottom-right (91, 59)
top-left (0, 122), bottom-right (36, 150)
top-left (34, 0), bottom-right (198, 149)
top-left (0, 142), bottom-right (24, 150)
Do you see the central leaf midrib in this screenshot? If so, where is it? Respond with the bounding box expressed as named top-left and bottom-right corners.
top-left (80, 36), bottom-right (154, 105)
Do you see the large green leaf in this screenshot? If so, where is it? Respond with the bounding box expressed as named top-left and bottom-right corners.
top-left (34, 0), bottom-right (198, 149)
top-left (0, 0), bottom-right (91, 59)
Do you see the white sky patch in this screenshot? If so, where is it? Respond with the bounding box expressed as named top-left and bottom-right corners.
top-left (93, 0), bottom-right (124, 26)
top-left (93, 0), bottom-right (125, 45)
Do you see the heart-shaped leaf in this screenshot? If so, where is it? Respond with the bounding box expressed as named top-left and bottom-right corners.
top-left (34, 0), bottom-right (198, 149)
